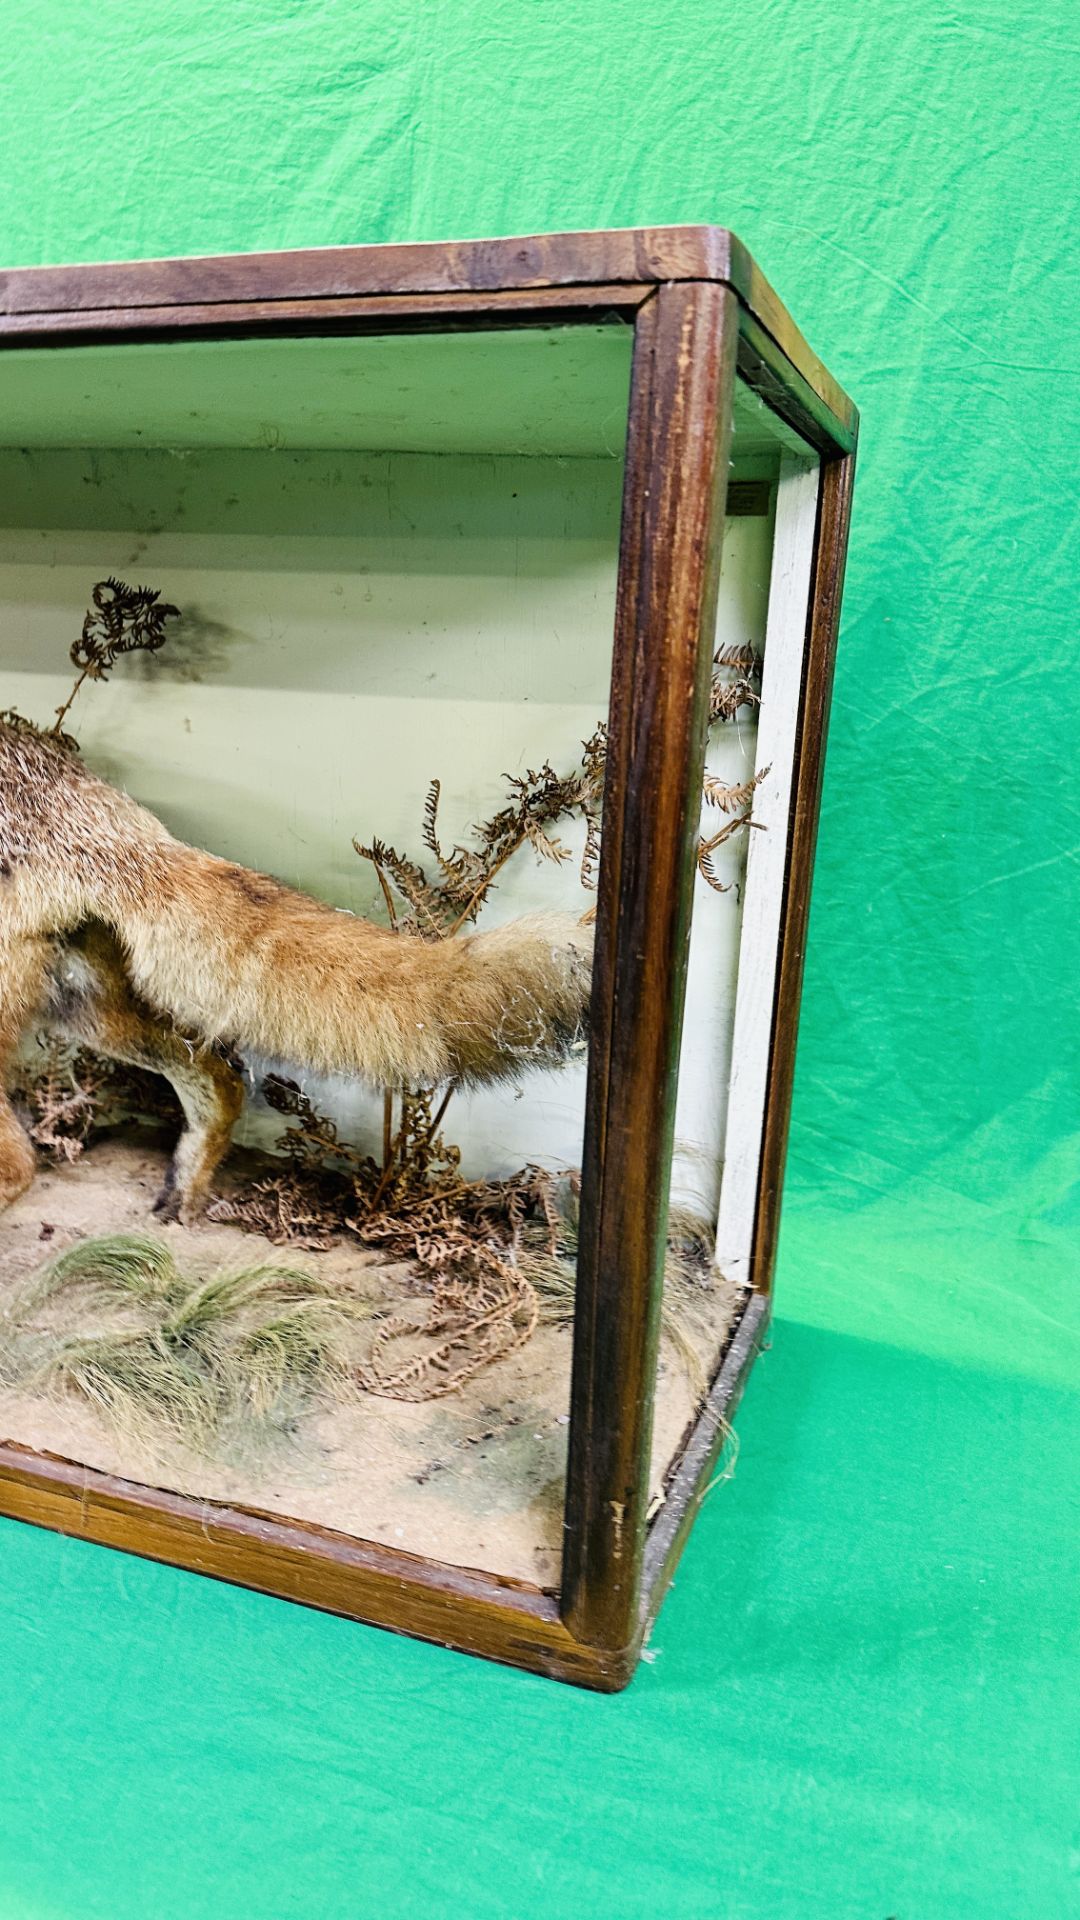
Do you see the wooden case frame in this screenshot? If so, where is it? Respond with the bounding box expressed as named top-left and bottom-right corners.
top-left (0, 228), bottom-right (857, 1689)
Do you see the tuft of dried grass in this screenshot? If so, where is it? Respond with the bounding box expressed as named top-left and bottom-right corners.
top-left (0, 1234), bottom-right (375, 1465)
top-left (37, 1231), bottom-right (178, 1305)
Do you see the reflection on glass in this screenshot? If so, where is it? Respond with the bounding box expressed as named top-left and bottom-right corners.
top-left (0, 325), bottom-right (629, 1588)
top-left (651, 381), bottom-right (820, 1504)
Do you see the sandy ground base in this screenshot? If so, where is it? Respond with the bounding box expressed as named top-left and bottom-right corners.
top-left (0, 1135), bottom-right (741, 1586)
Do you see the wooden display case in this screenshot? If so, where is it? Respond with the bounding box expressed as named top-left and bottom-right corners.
top-left (0, 227), bottom-right (857, 1689)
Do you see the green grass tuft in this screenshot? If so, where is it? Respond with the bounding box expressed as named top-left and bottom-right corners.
top-left (0, 1234), bottom-right (374, 1467)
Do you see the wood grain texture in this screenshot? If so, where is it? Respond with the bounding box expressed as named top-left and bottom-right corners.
top-left (0, 284), bottom-right (653, 343)
top-left (0, 227), bottom-right (855, 443)
top-left (737, 310), bottom-right (857, 454)
top-left (561, 282), bottom-right (740, 1651)
top-left (0, 228), bottom-right (737, 311)
top-left (730, 240), bottom-right (857, 448)
top-left (0, 1441), bottom-right (634, 1690)
top-left (750, 449), bottom-right (858, 1296)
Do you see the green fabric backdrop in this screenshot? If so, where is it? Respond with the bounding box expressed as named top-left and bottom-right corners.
top-left (0, 4), bottom-right (1076, 1915)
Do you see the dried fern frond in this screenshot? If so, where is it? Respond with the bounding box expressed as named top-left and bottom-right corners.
top-left (261, 1074), bottom-right (374, 1177)
top-left (524, 821), bottom-right (573, 865)
top-left (696, 811), bottom-right (763, 891)
top-left (354, 727), bottom-right (609, 938)
top-left (352, 837), bottom-right (447, 939)
top-left (51, 578), bottom-right (180, 738)
top-left (579, 723), bottom-right (608, 798)
top-left (70, 578), bottom-right (180, 678)
top-left (702, 764), bottom-right (771, 813)
top-left (580, 811), bottom-right (602, 890)
top-left (206, 1175), bottom-right (343, 1252)
top-left (10, 1048), bottom-right (100, 1161)
top-left (2, 577), bottom-right (179, 745)
top-left (353, 1244), bottom-right (537, 1401)
top-left (709, 643), bottom-right (763, 724)
top-left (212, 1093), bottom-right (574, 1399)
top-left (420, 778), bottom-right (442, 860)
top-left (714, 644), bottom-right (761, 675)
top-left (11, 1039), bottom-right (181, 1167)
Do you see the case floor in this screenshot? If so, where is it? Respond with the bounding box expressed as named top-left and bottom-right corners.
top-left (0, 1135), bottom-right (737, 1590)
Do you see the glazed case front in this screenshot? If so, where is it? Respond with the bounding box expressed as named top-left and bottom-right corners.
top-left (0, 228), bottom-right (856, 1688)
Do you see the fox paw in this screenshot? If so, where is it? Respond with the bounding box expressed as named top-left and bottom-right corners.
top-left (151, 1182), bottom-right (183, 1225)
top-left (151, 1170), bottom-right (207, 1228)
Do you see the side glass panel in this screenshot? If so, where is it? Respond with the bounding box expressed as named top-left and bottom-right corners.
top-left (649, 380), bottom-right (820, 1511)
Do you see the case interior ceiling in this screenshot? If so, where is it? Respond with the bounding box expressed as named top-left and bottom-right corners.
top-left (0, 325), bottom-right (805, 1586)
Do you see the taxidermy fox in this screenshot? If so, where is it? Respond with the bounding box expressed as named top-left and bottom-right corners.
top-left (0, 720), bottom-right (593, 1223)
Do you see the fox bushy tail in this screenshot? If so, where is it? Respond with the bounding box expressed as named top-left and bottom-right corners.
top-left (119, 847), bottom-right (594, 1090)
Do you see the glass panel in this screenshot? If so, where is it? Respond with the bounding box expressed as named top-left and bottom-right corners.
top-left (0, 323), bottom-right (630, 1590)
top-left (649, 378), bottom-right (821, 1511)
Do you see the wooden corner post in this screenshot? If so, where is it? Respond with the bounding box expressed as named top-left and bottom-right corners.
top-left (562, 281), bottom-right (740, 1652)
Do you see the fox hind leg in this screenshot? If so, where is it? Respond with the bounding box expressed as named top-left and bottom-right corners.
top-left (48, 925), bottom-right (245, 1224)
top-left (0, 934), bottom-right (51, 1210)
top-left (146, 1040), bottom-right (245, 1224)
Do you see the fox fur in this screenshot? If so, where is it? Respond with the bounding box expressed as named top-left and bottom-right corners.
top-left (0, 720), bottom-right (593, 1221)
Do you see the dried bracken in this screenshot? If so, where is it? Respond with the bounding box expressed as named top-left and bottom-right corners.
top-left (355, 672), bottom-right (765, 940)
top-left (352, 1245), bottom-right (538, 1400)
top-left (702, 764), bottom-right (771, 814)
top-left (11, 1041), bottom-right (179, 1165)
top-left (206, 1077), bottom-right (567, 1399)
top-left (697, 762), bottom-right (772, 894)
top-left (355, 726), bottom-right (608, 940)
top-left (10, 1048), bottom-right (101, 1163)
top-left (3, 579), bottom-right (180, 753)
top-left (53, 578), bottom-right (180, 737)
top-left (697, 813), bottom-right (767, 892)
top-left (209, 1084), bottom-right (739, 1403)
top-left (710, 643), bottom-right (763, 723)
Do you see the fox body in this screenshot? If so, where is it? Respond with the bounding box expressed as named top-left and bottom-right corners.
top-left (0, 720), bottom-right (593, 1221)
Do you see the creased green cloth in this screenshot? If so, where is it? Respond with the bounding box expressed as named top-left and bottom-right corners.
top-left (0, 3), bottom-right (1076, 1915)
